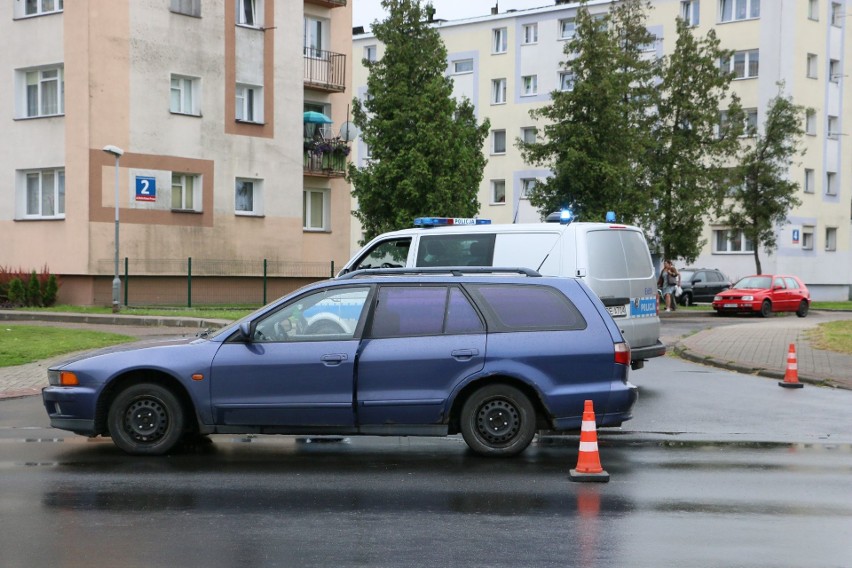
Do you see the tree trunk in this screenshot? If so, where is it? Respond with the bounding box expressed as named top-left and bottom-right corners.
top-left (753, 247), bottom-right (762, 275)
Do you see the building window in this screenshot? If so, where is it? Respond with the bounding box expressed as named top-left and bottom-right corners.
top-left (453, 59), bottom-right (474, 74)
top-left (18, 168), bottom-right (65, 219)
top-left (522, 23), bottom-right (538, 44)
top-left (826, 171), bottom-right (838, 195)
top-left (807, 53), bottom-right (818, 78)
top-left (559, 17), bottom-right (576, 39)
top-left (236, 0), bottom-right (262, 27)
top-left (492, 78), bottom-right (507, 104)
top-left (521, 75), bottom-right (538, 96)
top-left (236, 84), bottom-right (262, 123)
top-left (804, 168), bottom-right (815, 193)
top-left (303, 189), bottom-right (329, 231)
top-left (825, 227), bottom-right (837, 251)
top-left (304, 16), bottom-right (327, 54)
top-left (171, 173), bottom-right (201, 211)
top-left (827, 115), bottom-right (839, 138)
top-left (170, 0), bottom-right (200, 17)
top-left (806, 110), bottom-right (817, 135)
top-left (492, 28), bottom-right (507, 54)
top-left (520, 178), bottom-right (537, 199)
top-left (364, 45), bottom-right (377, 63)
top-left (521, 127), bottom-right (537, 144)
top-left (681, 0), bottom-right (700, 26)
top-left (830, 59), bottom-right (841, 83)
top-left (809, 0), bottom-right (820, 20)
top-left (831, 2), bottom-right (842, 26)
top-left (719, 0), bottom-right (760, 22)
top-left (235, 178), bottom-right (262, 215)
top-left (713, 229), bottom-right (755, 253)
top-left (722, 49), bottom-right (759, 79)
top-left (170, 75), bottom-right (199, 116)
top-left (19, 0), bottom-right (63, 16)
top-left (18, 66), bottom-right (64, 118)
top-left (745, 108), bottom-right (758, 135)
top-left (802, 226), bottom-right (814, 250)
top-left (491, 180), bottom-right (506, 204)
top-left (559, 71), bottom-right (575, 92)
top-left (492, 130), bottom-right (506, 154)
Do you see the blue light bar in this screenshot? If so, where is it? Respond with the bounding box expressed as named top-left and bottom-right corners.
top-left (414, 217), bottom-right (492, 228)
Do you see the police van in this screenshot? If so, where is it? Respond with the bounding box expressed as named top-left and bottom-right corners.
top-left (341, 214), bottom-right (664, 369)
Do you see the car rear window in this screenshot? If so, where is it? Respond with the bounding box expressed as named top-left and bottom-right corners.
top-left (370, 286), bottom-right (484, 338)
top-left (587, 230), bottom-right (653, 279)
top-left (416, 234), bottom-right (496, 267)
top-left (465, 284), bottom-right (586, 332)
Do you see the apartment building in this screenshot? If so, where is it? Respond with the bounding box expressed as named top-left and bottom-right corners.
top-left (353, 0), bottom-right (852, 300)
top-left (1, 0), bottom-right (353, 306)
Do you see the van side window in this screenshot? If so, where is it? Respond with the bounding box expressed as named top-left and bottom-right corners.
top-left (466, 284), bottom-right (587, 331)
top-left (416, 234), bottom-right (496, 267)
top-left (352, 238), bottom-right (411, 271)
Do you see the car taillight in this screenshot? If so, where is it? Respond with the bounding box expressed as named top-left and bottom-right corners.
top-left (614, 342), bottom-right (630, 366)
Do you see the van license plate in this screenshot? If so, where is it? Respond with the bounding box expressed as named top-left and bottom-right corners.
top-left (606, 305), bottom-right (627, 317)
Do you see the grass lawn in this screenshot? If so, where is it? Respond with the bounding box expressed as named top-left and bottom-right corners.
top-left (806, 320), bottom-right (852, 355)
top-left (0, 325), bottom-right (136, 368)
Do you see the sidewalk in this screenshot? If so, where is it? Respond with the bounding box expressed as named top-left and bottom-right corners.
top-left (2, 309), bottom-right (852, 400)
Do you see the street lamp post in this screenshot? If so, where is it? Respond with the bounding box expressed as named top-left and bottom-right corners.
top-left (102, 145), bottom-right (124, 313)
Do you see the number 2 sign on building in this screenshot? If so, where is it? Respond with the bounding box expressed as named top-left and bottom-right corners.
top-left (135, 176), bottom-right (157, 202)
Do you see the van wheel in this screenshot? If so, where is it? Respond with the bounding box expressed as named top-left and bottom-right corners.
top-left (760, 300), bottom-right (772, 318)
top-left (107, 383), bottom-right (185, 455)
top-left (796, 301), bottom-right (809, 318)
top-left (460, 384), bottom-right (536, 457)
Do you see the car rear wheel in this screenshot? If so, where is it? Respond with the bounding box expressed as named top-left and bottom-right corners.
top-left (108, 383), bottom-right (185, 455)
top-left (681, 292), bottom-right (693, 307)
top-left (460, 384), bottom-right (536, 457)
top-left (760, 300), bottom-right (772, 318)
top-left (796, 300), bottom-right (809, 318)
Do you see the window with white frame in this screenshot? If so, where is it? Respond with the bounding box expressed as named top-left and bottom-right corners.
top-left (492, 78), bottom-right (507, 104)
top-left (559, 17), bottom-right (576, 39)
top-left (721, 49), bottom-right (759, 79)
top-left (20, 0), bottom-right (63, 16)
top-left (719, 0), bottom-right (760, 22)
top-left (745, 108), bottom-right (758, 135)
top-left (492, 130), bottom-right (506, 154)
top-left (830, 59), bottom-right (841, 82)
top-left (453, 59), bottom-right (474, 74)
top-left (559, 71), bottom-right (575, 92)
top-left (521, 127), bottom-right (537, 144)
top-left (522, 23), bottom-right (538, 44)
top-left (806, 110), bottom-right (817, 135)
top-left (364, 45), bottom-right (377, 63)
top-left (828, 115), bottom-right (839, 138)
top-left (170, 0), bottom-right (200, 17)
top-left (807, 53), bottom-right (818, 78)
top-left (237, 0), bottom-right (262, 27)
top-left (825, 227), bottom-right (837, 251)
top-left (170, 75), bottom-right (199, 115)
top-left (826, 171), bottom-right (838, 195)
top-left (236, 84), bottom-right (262, 123)
top-left (802, 226), bottom-right (814, 250)
top-left (831, 2), bottom-right (842, 26)
top-left (804, 168), bottom-right (815, 193)
top-left (681, 0), bottom-right (700, 26)
top-left (303, 189), bottom-right (329, 230)
top-left (808, 0), bottom-right (819, 20)
top-left (521, 75), bottom-right (538, 96)
top-left (18, 168), bottom-right (65, 219)
top-left (235, 178), bottom-right (262, 215)
top-left (304, 16), bottom-right (327, 55)
top-left (492, 28), bottom-right (507, 54)
top-left (18, 66), bottom-right (64, 118)
top-left (520, 178), bottom-right (537, 199)
top-left (491, 180), bottom-right (506, 204)
top-left (713, 228), bottom-right (754, 253)
top-left (171, 173), bottom-right (201, 211)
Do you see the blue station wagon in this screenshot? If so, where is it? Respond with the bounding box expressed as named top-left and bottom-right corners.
top-left (42, 269), bottom-right (638, 457)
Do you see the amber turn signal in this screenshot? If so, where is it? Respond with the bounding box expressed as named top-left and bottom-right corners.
top-left (59, 372), bottom-right (79, 386)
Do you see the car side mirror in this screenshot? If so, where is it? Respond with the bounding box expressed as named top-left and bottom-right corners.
top-left (238, 322), bottom-right (253, 341)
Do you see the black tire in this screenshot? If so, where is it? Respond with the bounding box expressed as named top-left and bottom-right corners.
top-left (681, 292), bottom-right (693, 307)
top-left (460, 384), bottom-right (536, 457)
top-left (107, 383), bottom-right (185, 455)
top-left (796, 300), bottom-right (809, 318)
top-left (760, 300), bottom-right (772, 318)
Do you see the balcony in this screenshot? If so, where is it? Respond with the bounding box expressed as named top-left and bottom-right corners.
top-left (304, 48), bottom-right (346, 92)
top-left (305, 0), bottom-right (347, 7)
top-left (304, 138), bottom-right (349, 177)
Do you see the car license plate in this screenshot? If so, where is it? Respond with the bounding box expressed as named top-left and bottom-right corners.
top-left (606, 305), bottom-right (627, 317)
top-left (723, 303), bottom-right (737, 308)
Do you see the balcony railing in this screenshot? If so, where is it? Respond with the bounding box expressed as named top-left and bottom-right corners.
top-left (304, 139), bottom-right (349, 177)
top-left (304, 47), bottom-right (346, 92)
top-left (304, 0), bottom-right (347, 7)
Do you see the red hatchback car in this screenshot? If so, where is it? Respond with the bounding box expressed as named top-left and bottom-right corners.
top-left (712, 274), bottom-right (810, 318)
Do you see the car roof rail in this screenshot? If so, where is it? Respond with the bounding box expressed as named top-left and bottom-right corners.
top-left (337, 267), bottom-right (542, 280)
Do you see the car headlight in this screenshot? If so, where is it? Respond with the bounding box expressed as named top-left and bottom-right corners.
top-left (713, 296), bottom-right (721, 301)
top-left (742, 295), bottom-right (754, 301)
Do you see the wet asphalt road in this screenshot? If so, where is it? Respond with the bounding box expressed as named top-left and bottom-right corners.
top-left (2, 354), bottom-right (852, 568)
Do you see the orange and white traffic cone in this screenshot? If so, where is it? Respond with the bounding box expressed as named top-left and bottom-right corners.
top-left (569, 400), bottom-right (610, 482)
top-left (778, 343), bottom-right (804, 389)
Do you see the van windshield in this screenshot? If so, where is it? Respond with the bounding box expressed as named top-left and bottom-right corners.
top-left (587, 230), bottom-right (653, 279)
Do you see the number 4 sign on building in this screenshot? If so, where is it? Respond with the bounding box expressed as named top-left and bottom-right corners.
top-left (135, 176), bottom-right (157, 202)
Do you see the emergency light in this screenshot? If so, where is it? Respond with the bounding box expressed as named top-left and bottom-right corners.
top-left (414, 217), bottom-right (492, 228)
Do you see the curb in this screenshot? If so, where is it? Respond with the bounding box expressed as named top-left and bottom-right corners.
top-left (0, 311), bottom-right (230, 330)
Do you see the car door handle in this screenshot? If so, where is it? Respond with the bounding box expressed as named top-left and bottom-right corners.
top-left (451, 349), bottom-right (479, 361)
top-left (320, 353), bottom-right (348, 366)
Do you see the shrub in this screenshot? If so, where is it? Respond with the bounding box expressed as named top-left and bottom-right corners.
top-left (8, 278), bottom-right (26, 306)
top-left (26, 271), bottom-right (42, 307)
top-left (42, 274), bottom-right (59, 307)
top-left (0, 265), bottom-right (59, 306)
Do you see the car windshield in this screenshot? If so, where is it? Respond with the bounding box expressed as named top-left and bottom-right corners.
top-left (733, 276), bottom-right (772, 289)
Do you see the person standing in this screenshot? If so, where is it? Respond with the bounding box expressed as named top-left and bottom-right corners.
top-left (658, 260), bottom-right (679, 312)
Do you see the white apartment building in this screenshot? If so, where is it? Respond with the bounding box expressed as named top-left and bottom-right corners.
top-left (353, 0), bottom-right (852, 300)
top-left (1, 0), bottom-right (353, 306)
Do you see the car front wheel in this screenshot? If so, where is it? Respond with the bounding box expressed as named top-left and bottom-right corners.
top-left (460, 384), bottom-right (536, 457)
top-left (760, 300), bottom-right (772, 318)
top-left (107, 383), bottom-right (185, 455)
top-left (796, 300), bottom-right (809, 318)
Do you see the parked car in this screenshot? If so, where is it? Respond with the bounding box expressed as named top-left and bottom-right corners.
top-left (42, 268), bottom-right (638, 458)
top-left (712, 274), bottom-right (810, 318)
top-left (677, 268), bottom-right (733, 306)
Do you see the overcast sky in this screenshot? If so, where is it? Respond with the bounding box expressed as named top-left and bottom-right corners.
top-left (353, 0), bottom-right (550, 31)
